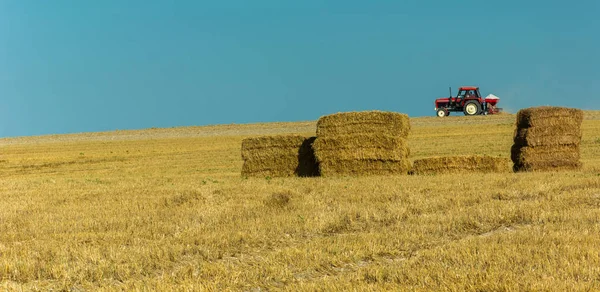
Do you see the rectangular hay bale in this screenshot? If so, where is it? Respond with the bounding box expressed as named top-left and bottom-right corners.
top-left (412, 155), bottom-right (511, 175)
top-left (316, 111), bottom-right (411, 138)
top-left (313, 134), bottom-right (410, 161)
top-left (241, 135), bottom-right (319, 177)
top-left (513, 160), bottom-right (582, 172)
top-left (516, 106), bottom-right (584, 128)
top-left (241, 135), bottom-right (307, 150)
top-left (511, 144), bottom-right (582, 172)
top-left (318, 159), bottom-right (412, 177)
top-left (315, 147), bottom-right (409, 161)
top-left (510, 144), bottom-right (580, 165)
top-left (513, 126), bottom-right (582, 147)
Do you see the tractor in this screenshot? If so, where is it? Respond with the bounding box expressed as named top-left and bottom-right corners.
top-left (434, 86), bottom-right (502, 117)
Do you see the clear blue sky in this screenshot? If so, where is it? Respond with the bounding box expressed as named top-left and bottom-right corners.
top-left (1, 1), bottom-right (598, 137)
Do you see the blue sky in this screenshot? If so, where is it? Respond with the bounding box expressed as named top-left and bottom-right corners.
top-left (1, 1), bottom-right (598, 137)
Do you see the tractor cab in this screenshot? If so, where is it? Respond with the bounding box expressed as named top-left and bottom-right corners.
top-left (457, 87), bottom-right (481, 100)
top-left (448, 86), bottom-right (481, 108)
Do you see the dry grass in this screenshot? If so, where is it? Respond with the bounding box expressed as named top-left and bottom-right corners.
top-left (0, 111), bottom-right (599, 290)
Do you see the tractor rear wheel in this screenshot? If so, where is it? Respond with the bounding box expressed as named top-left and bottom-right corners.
top-left (463, 101), bottom-right (481, 116)
top-left (436, 108), bottom-right (448, 117)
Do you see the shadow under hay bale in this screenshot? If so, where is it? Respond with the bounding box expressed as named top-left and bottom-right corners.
top-left (316, 111), bottom-right (411, 138)
top-left (512, 106), bottom-right (583, 172)
top-left (297, 137), bottom-right (320, 177)
top-left (241, 135), bottom-right (319, 178)
top-left (412, 155), bottom-right (511, 175)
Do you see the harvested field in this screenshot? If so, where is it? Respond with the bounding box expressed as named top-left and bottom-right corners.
top-left (2, 111), bottom-right (600, 290)
top-left (412, 155), bottom-right (511, 175)
top-left (316, 111), bottom-right (410, 138)
top-left (241, 135), bottom-right (318, 177)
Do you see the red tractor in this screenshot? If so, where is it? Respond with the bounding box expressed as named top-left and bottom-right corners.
top-left (435, 86), bottom-right (502, 117)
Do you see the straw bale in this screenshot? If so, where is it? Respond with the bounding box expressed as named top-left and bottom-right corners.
top-left (315, 148), bottom-right (409, 161)
top-left (513, 160), bottom-right (582, 172)
top-left (313, 134), bottom-right (408, 150)
top-left (241, 135), bottom-right (307, 150)
top-left (316, 111), bottom-right (410, 138)
top-left (513, 125), bottom-right (582, 147)
top-left (510, 145), bottom-right (580, 165)
top-left (242, 147), bottom-right (300, 161)
top-left (241, 135), bottom-right (318, 177)
top-left (242, 156), bottom-right (301, 177)
top-left (412, 155), bottom-right (511, 175)
top-left (516, 106), bottom-right (583, 128)
top-left (313, 134), bottom-right (409, 161)
top-left (318, 159), bottom-right (412, 177)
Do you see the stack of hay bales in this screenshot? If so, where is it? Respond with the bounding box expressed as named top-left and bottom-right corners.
top-left (313, 111), bottom-right (411, 176)
top-left (511, 106), bottom-right (583, 172)
top-left (241, 135), bottom-right (319, 177)
top-left (412, 155), bottom-right (511, 175)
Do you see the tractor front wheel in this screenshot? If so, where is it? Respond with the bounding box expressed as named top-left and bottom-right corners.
top-left (436, 108), bottom-right (448, 117)
top-left (463, 101), bottom-right (481, 116)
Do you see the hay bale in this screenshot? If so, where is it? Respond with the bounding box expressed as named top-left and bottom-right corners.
top-left (313, 134), bottom-right (410, 161)
top-left (513, 125), bottom-right (582, 147)
top-left (241, 135), bottom-right (319, 177)
top-left (241, 135), bottom-right (307, 150)
top-left (316, 111), bottom-right (411, 138)
top-left (412, 155), bottom-right (511, 175)
top-left (314, 110), bottom-right (412, 177)
top-left (516, 106), bottom-right (583, 128)
top-left (511, 145), bottom-right (582, 172)
top-left (512, 106), bottom-right (583, 172)
top-left (513, 160), bottom-right (582, 172)
top-left (511, 144), bottom-right (580, 165)
top-left (318, 159), bottom-right (412, 177)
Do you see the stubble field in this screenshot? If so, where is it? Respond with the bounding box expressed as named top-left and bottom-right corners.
top-left (1, 112), bottom-right (600, 291)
